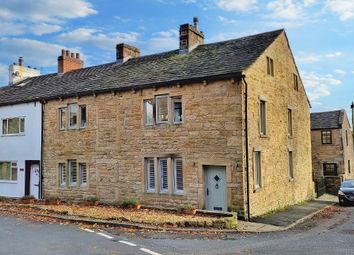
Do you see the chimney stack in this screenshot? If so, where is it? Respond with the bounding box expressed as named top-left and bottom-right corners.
top-left (179, 17), bottom-right (204, 53)
top-left (116, 43), bottom-right (140, 63)
top-left (58, 49), bottom-right (83, 74)
top-left (8, 57), bottom-right (40, 85)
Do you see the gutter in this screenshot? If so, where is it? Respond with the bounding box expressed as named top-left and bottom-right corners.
top-left (242, 75), bottom-right (251, 221)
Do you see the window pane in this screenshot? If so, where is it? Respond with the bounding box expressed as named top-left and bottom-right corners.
top-left (254, 152), bottom-right (261, 188)
top-left (288, 109), bottom-right (292, 136)
top-left (159, 158), bottom-right (168, 192)
top-left (0, 162), bottom-right (11, 180)
top-left (80, 106), bottom-right (87, 128)
top-left (60, 108), bottom-right (67, 130)
top-left (174, 158), bottom-right (183, 192)
top-left (173, 98), bottom-right (183, 124)
top-left (68, 104), bottom-right (77, 128)
top-left (323, 163), bottom-right (337, 176)
top-left (79, 163), bottom-right (87, 185)
top-left (144, 100), bottom-right (154, 125)
top-left (11, 166), bottom-right (17, 181)
top-left (146, 158), bottom-right (155, 191)
top-left (321, 130), bottom-right (332, 144)
top-left (289, 151), bottom-right (294, 179)
top-left (69, 160), bottom-right (77, 185)
top-left (20, 118), bottom-right (25, 133)
top-left (2, 119), bottom-right (7, 134)
top-left (156, 96), bottom-right (169, 123)
top-left (59, 163), bottom-right (66, 186)
top-left (8, 118), bottom-right (20, 134)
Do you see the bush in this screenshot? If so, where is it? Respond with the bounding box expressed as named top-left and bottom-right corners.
top-left (121, 198), bottom-right (140, 208)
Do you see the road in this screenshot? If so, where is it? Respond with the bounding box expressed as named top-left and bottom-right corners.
top-left (1, 205), bottom-right (354, 255)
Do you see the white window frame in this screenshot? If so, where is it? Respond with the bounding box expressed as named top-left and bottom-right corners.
top-left (259, 100), bottom-right (267, 136)
top-left (144, 99), bottom-right (154, 126)
top-left (172, 97), bottom-right (183, 124)
top-left (254, 151), bottom-right (262, 189)
top-left (2, 117), bottom-right (25, 136)
top-left (173, 158), bottom-right (183, 194)
top-left (79, 163), bottom-right (87, 186)
top-left (145, 158), bottom-right (155, 192)
top-left (0, 161), bottom-right (18, 182)
top-left (59, 163), bottom-right (66, 186)
top-left (158, 158), bottom-right (169, 193)
top-left (68, 160), bottom-right (77, 186)
top-left (156, 95), bottom-right (169, 124)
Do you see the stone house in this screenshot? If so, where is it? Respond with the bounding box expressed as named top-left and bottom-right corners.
top-left (0, 19), bottom-right (314, 218)
top-left (311, 110), bottom-right (354, 195)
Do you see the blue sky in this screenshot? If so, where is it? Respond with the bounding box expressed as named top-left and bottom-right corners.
top-left (0, 0), bottom-right (353, 114)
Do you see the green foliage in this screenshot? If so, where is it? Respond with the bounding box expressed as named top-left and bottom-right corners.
top-left (121, 198), bottom-right (140, 208)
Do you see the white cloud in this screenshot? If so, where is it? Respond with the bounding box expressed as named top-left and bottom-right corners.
top-left (302, 71), bottom-right (341, 102)
top-left (325, 0), bottom-right (354, 21)
top-left (325, 51), bottom-right (343, 58)
top-left (334, 69), bottom-right (346, 75)
top-left (352, 71), bottom-right (354, 74)
top-left (217, 0), bottom-right (258, 12)
top-left (303, 0), bottom-right (317, 7)
top-left (0, 64), bottom-right (8, 86)
top-left (31, 23), bottom-right (62, 35)
top-left (218, 16), bottom-right (238, 25)
top-left (57, 28), bottom-right (139, 50)
top-left (0, 38), bottom-right (82, 67)
top-left (0, 22), bottom-right (62, 36)
top-left (0, 0), bottom-right (97, 22)
top-left (296, 53), bottom-right (321, 63)
top-left (145, 29), bottom-right (179, 53)
top-left (267, 0), bottom-right (303, 20)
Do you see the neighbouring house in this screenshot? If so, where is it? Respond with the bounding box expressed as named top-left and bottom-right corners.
top-left (311, 110), bottom-right (354, 195)
top-left (0, 18), bottom-right (314, 218)
top-left (0, 58), bottom-right (41, 199)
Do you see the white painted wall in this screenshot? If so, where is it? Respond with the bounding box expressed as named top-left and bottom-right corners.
top-left (0, 102), bottom-right (41, 198)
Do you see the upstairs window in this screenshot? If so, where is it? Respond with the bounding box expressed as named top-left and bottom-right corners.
top-left (59, 104), bottom-right (87, 130)
top-left (0, 162), bottom-right (17, 181)
top-left (144, 95), bottom-right (183, 126)
top-left (293, 73), bottom-right (299, 91)
top-left (2, 117), bottom-right (25, 135)
top-left (267, 56), bottom-right (274, 76)
top-left (259, 100), bottom-right (267, 136)
top-left (156, 95), bottom-right (169, 124)
top-left (321, 130), bottom-right (332, 144)
top-left (68, 104), bottom-right (78, 129)
top-left (323, 163), bottom-right (337, 176)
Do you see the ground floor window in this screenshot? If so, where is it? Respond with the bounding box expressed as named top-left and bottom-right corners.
top-left (0, 162), bottom-right (17, 181)
top-left (323, 163), bottom-right (337, 176)
top-left (254, 151), bottom-right (262, 189)
top-left (145, 157), bottom-right (183, 194)
top-left (58, 160), bottom-right (87, 187)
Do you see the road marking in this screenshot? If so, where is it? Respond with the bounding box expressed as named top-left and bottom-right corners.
top-left (119, 240), bottom-right (137, 247)
top-left (140, 248), bottom-right (162, 255)
top-left (97, 232), bottom-right (114, 239)
top-left (80, 228), bottom-right (95, 233)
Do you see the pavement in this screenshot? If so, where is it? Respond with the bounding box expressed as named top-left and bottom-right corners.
top-left (237, 193), bottom-right (338, 233)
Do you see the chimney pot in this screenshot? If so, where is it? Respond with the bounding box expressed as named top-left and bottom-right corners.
top-left (71, 53), bottom-right (74, 58)
top-left (76, 53), bottom-right (80, 59)
top-left (65, 50), bottom-right (70, 57)
top-left (193, 16), bottom-right (199, 29)
top-left (19, 57), bottom-right (24, 66)
top-left (61, 49), bottom-right (65, 56)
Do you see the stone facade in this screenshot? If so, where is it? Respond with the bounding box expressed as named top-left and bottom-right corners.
top-left (42, 31), bottom-right (314, 218)
top-left (311, 112), bottom-right (354, 195)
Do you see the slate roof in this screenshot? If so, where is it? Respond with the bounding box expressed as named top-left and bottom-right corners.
top-left (310, 110), bottom-right (345, 130)
top-left (0, 29), bottom-right (284, 106)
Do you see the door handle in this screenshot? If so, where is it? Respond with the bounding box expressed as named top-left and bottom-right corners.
top-left (206, 188), bottom-right (209, 196)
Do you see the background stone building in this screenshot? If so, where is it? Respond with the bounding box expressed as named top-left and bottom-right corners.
top-left (0, 19), bottom-right (314, 219)
top-left (311, 110), bottom-right (354, 195)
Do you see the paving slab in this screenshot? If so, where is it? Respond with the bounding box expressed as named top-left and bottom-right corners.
top-left (251, 194), bottom-right (337, 227)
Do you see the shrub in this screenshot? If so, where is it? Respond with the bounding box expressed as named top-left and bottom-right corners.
top-left (121, 198), bottom-right (140, 208)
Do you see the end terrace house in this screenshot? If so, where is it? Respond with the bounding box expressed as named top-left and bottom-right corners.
top-left (0, 58), bottom-right (41, 198)
top-left (0, 18), bottom-right (314, 218)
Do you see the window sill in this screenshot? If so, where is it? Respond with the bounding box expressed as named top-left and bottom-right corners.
top-left (259, 134), bottom-right (268, 138)
top-left (173, 191), bottom-right (184, 196)
top-left (253, 186), bottom-right (263, 193)
top-left (289, 178), bottom-right (294, 182)
top-left (1, 134), bottom-right (25, 137)
top-left (0, 180), bottom-right (18, 184)
top-left (288, 135), bottom-right (293, 139)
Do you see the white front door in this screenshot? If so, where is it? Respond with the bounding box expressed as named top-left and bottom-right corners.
top-left (204, 166), bottom-right (227, 211)
top-left (30, 164), bottom-right (40, 199)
